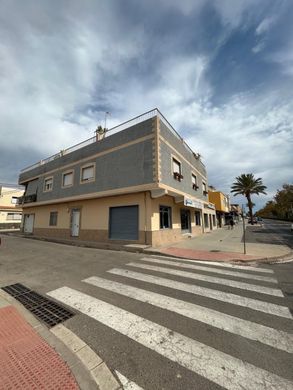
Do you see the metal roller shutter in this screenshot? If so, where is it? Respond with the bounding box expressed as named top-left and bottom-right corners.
top-left (109, 205), bottom-right (139, 240)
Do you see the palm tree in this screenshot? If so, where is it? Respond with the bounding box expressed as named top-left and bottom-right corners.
top-left (231, 174), bottom-right (267, 225)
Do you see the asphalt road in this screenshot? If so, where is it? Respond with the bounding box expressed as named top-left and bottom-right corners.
top-left (0, 234), bottom-right (292, 390)
top-left (246, 218), bottom-right (293, 248)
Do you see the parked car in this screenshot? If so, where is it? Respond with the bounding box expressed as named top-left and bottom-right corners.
top-left (248, 217), bottom-right (258, 224)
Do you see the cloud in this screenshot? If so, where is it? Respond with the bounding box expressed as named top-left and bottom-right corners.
top-left (255, 17), bottom-right (275, 35)
top-left (0, 0), bottom-right (292, 212)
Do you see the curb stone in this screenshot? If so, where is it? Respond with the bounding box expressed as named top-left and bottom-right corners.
top-left (143, 249), bottom-right (293, 265)
top-left (0, 290), bottom-right (122, 390)
top-left (2, 231), bottom-right (292, 264)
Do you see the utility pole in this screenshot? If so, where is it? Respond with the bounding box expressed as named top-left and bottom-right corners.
top-left (242, 204), bottom-right (246, 254)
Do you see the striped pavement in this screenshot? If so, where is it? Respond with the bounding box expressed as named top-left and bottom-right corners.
top-left (48, 256), bottom-right (293, 390)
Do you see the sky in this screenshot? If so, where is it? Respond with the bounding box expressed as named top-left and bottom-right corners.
top-left (0, 0), bottom-right (292, 210)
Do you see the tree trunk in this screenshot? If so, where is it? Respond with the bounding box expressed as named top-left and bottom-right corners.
top-left (246, 193), bottom-right (254, 225)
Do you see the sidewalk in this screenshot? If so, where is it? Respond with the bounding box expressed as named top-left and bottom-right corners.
top-left (2, 223), bottom-right (292, 264)
top-left (0, 289), bottom-right (121, 390)
top-left (152, 222), bottom-right (292, 263)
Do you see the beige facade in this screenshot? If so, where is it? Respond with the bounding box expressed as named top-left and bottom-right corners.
top-left (0, 186), bottom-right (24, 229)
top-left (22, 191), bottom-right (217, 247)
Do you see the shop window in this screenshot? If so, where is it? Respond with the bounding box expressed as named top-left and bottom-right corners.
top-left (49, 211), bottom-right (58, 226)
top-left (160, 206), bottom-right (172, 229)
top-left (204, 213), bottom-right (209, 228)
top-left (195, 211), bottom-right (201, 226)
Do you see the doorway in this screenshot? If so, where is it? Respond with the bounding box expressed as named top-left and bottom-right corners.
top-left (23, 214), bottom-right (34, 233)
top-left (71, 209), bottom-right (80, 237)
top-left (180, 209), bottom-right (191, 233)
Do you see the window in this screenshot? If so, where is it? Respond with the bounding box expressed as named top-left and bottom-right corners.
top-left (195, 211), bottom-right (201, 226)
top-left (49, 211), bottom-right (58, 226)
top-left (81, 164), bottom-right (95, 182)
top-left (160, 206), bottom-right (172, 229)
top-left (44, 177), bottom-right (53, 192)
top-left (202, 182), bottom-right (208, 196)
top-left (11, 197), bottom-right (18, 204)
top-left (212, 215), bottom-right (216, 227)
top-left (62, 171), bottom-right (73, 187)
top-left (192, 174), bottom-right (198, 190)
top-left (172, 158), bottom-right (183, 181)
top-left (6, 213), bottom-right (22, 220)
top-left (204, 213), bottom-right (209, 228)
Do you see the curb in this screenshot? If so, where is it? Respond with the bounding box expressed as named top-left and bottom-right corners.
top-left (142, 248), bottom-right (293, 265)
top-left (0, 289), bottom-right (122, 390)
top-left (2, 231), bottom-right (292, 265)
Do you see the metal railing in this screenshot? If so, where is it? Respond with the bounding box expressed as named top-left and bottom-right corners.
top-left (21, 108), bottom-right (204, 173)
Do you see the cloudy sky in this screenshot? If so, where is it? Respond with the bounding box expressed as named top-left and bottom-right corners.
top-left (0, 0), bottom-right (292, 209)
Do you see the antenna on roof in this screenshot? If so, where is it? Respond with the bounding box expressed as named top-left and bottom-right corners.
top-left (104, 111), bottom-right (111, 130)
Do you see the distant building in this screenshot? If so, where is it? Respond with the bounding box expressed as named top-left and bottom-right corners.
top-left (18, 109), bottom-right (216, 247)
top-left (0, 184), bottom-right (24, 229)
top-left (230, 204), bottom-right (242, 221)
top-left (208, 188), bottom-right (230, 227)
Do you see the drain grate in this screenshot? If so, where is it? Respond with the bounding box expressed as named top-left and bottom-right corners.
top-left (2, 283), bottom-right (31, 297)
top-left (2, 283), bottom-right (75, 327)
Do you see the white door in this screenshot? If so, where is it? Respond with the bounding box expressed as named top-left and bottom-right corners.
top-left (24, 214), bottom-right (34, 233)
top-left (71, 209), bottom-right (80, 237)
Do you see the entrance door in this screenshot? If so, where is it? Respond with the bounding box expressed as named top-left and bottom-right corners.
top-left (71, 209), bottom-right (80, 237)
top-left (23, 214), bottom-right (34, 233)
top-left (180, 209), bottom-right (191, 233)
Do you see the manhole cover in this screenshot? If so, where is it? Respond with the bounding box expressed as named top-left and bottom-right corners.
top-left (2, 283), bottom-right (75, 327)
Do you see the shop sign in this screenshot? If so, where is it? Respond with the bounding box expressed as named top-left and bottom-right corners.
top-left (184, 197), bottom-right (203, 209)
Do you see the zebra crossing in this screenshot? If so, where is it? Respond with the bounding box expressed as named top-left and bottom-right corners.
top-left (47, 256), bottom-right (293, 390)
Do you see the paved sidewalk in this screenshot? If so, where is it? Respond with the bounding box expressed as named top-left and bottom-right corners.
top-left (0, 290), bottom-right (122, 390)
top-left (0, 299), bottom-right (78, 390)
top-left (153, 222), bottom-right (292, 262)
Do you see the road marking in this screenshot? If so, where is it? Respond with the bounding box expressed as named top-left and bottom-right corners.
top-left (84, 276), bottom-right (293, 353)
top-left (115, 371), bottom-right (144, 390)
top-left (127, 263), bottom-right (283, 297)
top-left (151, 255), bottom-right (274, 273)
top-left (139, 258), bottom-right (278, 283)
top-left (108, 268), bottom-right (292, 319)
top-left (48, 287), bottom-right (293, 390)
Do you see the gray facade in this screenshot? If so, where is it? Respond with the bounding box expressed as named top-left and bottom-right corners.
top-left (20, 118), bottom-right (155, 203)
top-left (19, 112), bottom-right (210, 206)
top-left (159, 120), bottom-right (208, 200)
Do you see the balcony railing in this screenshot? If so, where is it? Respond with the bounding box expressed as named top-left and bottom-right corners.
top-left (17, 194), bottom-right (37, 204)
top-left (21, 108), bottom-right (205, 173)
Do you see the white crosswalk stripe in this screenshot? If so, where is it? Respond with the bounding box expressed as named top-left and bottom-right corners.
top-left (151, 255), bottom-right (274, 273)
top-left (127, 262), bottom-right (284, 296)
top-left (108, 268), bottom-right (292, 318)
top-left (48, 286), bottom-right (293, 390)
top-left (115, 371), bottom-right (144, 390)
top-left (139, 257), bottom-right (278, 283)
top-left (84, 275), bottom-right (293, 353)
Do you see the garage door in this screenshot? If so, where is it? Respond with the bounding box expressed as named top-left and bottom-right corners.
top-left (109, 205), bottom-right (139, 240)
